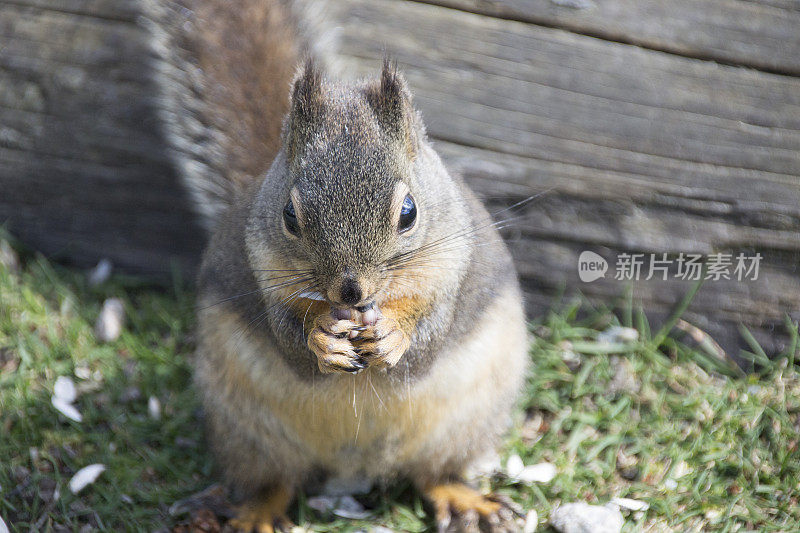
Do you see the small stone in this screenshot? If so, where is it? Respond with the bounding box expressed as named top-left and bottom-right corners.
top-left (87, 258), bottom-right (113, 287)
top-left (95, 298), bottom-right (125, 342)
top-left (664, 479), bottom-right (678, 490)
top-left (550, 502), bottom-right (623, 533)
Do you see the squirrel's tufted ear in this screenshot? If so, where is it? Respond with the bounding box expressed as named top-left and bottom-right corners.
top-left (365, 58), bottom-right (419, 158)
top-left (285, 59), bottom-right (324, 165)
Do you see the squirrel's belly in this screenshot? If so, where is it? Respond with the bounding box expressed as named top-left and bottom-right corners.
top-left (197, 284), bottom-right (528, 482)
top-left (266, 285), bottom-right (527, 479)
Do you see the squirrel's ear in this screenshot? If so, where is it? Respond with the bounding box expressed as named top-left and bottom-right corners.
top-left (285, 59), bottom-right (324, 165)
top-left (365, 58), bottom-right (419, 158)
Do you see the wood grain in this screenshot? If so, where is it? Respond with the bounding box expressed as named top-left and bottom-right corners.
top-left (417, 0), bottom-right (800, 75)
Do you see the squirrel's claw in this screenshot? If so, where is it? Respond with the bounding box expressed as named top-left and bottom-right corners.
top-left (229, 486), bottom-right (294, 533)
top-left (424, 483), bottom-right (523, 533)
top-left (308, 314), bottom-right (365, 374)
top-left (352, 315), bottom-right (410, 369)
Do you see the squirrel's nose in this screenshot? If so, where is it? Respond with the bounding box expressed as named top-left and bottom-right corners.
top-left (339, 278), bottom-right (363, 307)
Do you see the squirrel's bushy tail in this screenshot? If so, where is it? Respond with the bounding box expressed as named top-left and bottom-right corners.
top-left (145, 0), bottom-right (306, 230)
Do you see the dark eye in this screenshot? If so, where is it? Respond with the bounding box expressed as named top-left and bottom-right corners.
top-left (398, 194), bottom-right (417, 233)
top-left (283, 200), bottom-right (300, 236)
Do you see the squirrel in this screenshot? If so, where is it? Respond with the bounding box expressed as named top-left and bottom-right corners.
top-left (194, 59), bottom-right (529, 532)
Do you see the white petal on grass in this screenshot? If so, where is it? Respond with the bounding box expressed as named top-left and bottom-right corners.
top-left (597, 326), bottom-right (639, 344)
top-left (663, 478), bottom-right (678, 490)
top-left (306, 495), bottom-right (370, 519)
top-left (609, 497), bottom-right (649, 512)
top-left (95, 298), bottom-right (125, 342)
top-left (51, 396), bottom-right (82, 422)
top-left (0, 514), bottom-right (9, 533)
top-left (506, 454), bottom-right (525, 478)
top-left (88, 258), bottom-right (113, 287)
top-left (54, 376), bottom-right (77, 403)
top-left (551, 503), bottom-right (623, 533)
top-left (523, 509), bottom-right (539, 533)
top-left (69, 464), bottom-right (106, 494)
top-left (517, 462), bottom-right (557, 484)
top-left (148, 396), bottom-right (161, 420)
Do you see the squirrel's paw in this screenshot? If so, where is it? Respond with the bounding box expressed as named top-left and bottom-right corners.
top-left (352, 314), bottom-right (410, 369)
top-left (424, 483), bottom-right (523, 533)
top-left (307, 313), bottom-right (365, 374)
top-left (229, 487), bottom-right (293, 533)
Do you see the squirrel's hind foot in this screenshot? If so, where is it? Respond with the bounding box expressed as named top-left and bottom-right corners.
top-left (229, 486), bottom-right (294, 533)
top-left (424, 483), bottom-right (523, 533)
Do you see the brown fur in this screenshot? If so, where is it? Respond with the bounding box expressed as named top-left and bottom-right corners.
top-left (183, 0), bottom-right (300, 190)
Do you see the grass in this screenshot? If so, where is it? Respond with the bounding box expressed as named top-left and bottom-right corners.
top-left (1, 242), bottom-right (799, 532)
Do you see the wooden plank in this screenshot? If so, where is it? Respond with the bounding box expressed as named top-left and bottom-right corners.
top-left (311, 0), bottom-right (800, 353)
top-left (418, 0), bottom-right (800, 75)
top-left (435, 141), bottom-right (800, 321)
top-left (0, 0), bottom-right (207, 275)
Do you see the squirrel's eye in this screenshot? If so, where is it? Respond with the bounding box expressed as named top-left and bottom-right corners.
top-left (283, 200), bottom-right (300, 236)
top-left (398, 194), bottom-right (417, 233)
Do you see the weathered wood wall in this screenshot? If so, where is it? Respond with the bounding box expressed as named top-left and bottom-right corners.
top-left (1, 0), bottom-right (798, 355)
top-left (0, 0), bottom-right (207, 274)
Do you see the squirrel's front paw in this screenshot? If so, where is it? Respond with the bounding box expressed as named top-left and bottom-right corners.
top-left (352, 313), bottom-right (410, 369)
top-left (308, 313), bottom-right (365, 374)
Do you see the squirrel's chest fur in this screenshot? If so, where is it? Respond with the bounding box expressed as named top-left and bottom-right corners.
top-left (195, 280), bottom-right (526, 483)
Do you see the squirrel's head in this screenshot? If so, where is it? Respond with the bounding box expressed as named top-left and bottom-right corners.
top-left (246, 60), bottom-right (470, 310)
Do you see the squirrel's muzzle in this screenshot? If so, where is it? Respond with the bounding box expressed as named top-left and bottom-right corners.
top-left (327, 268), bottom-right (376, 308)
